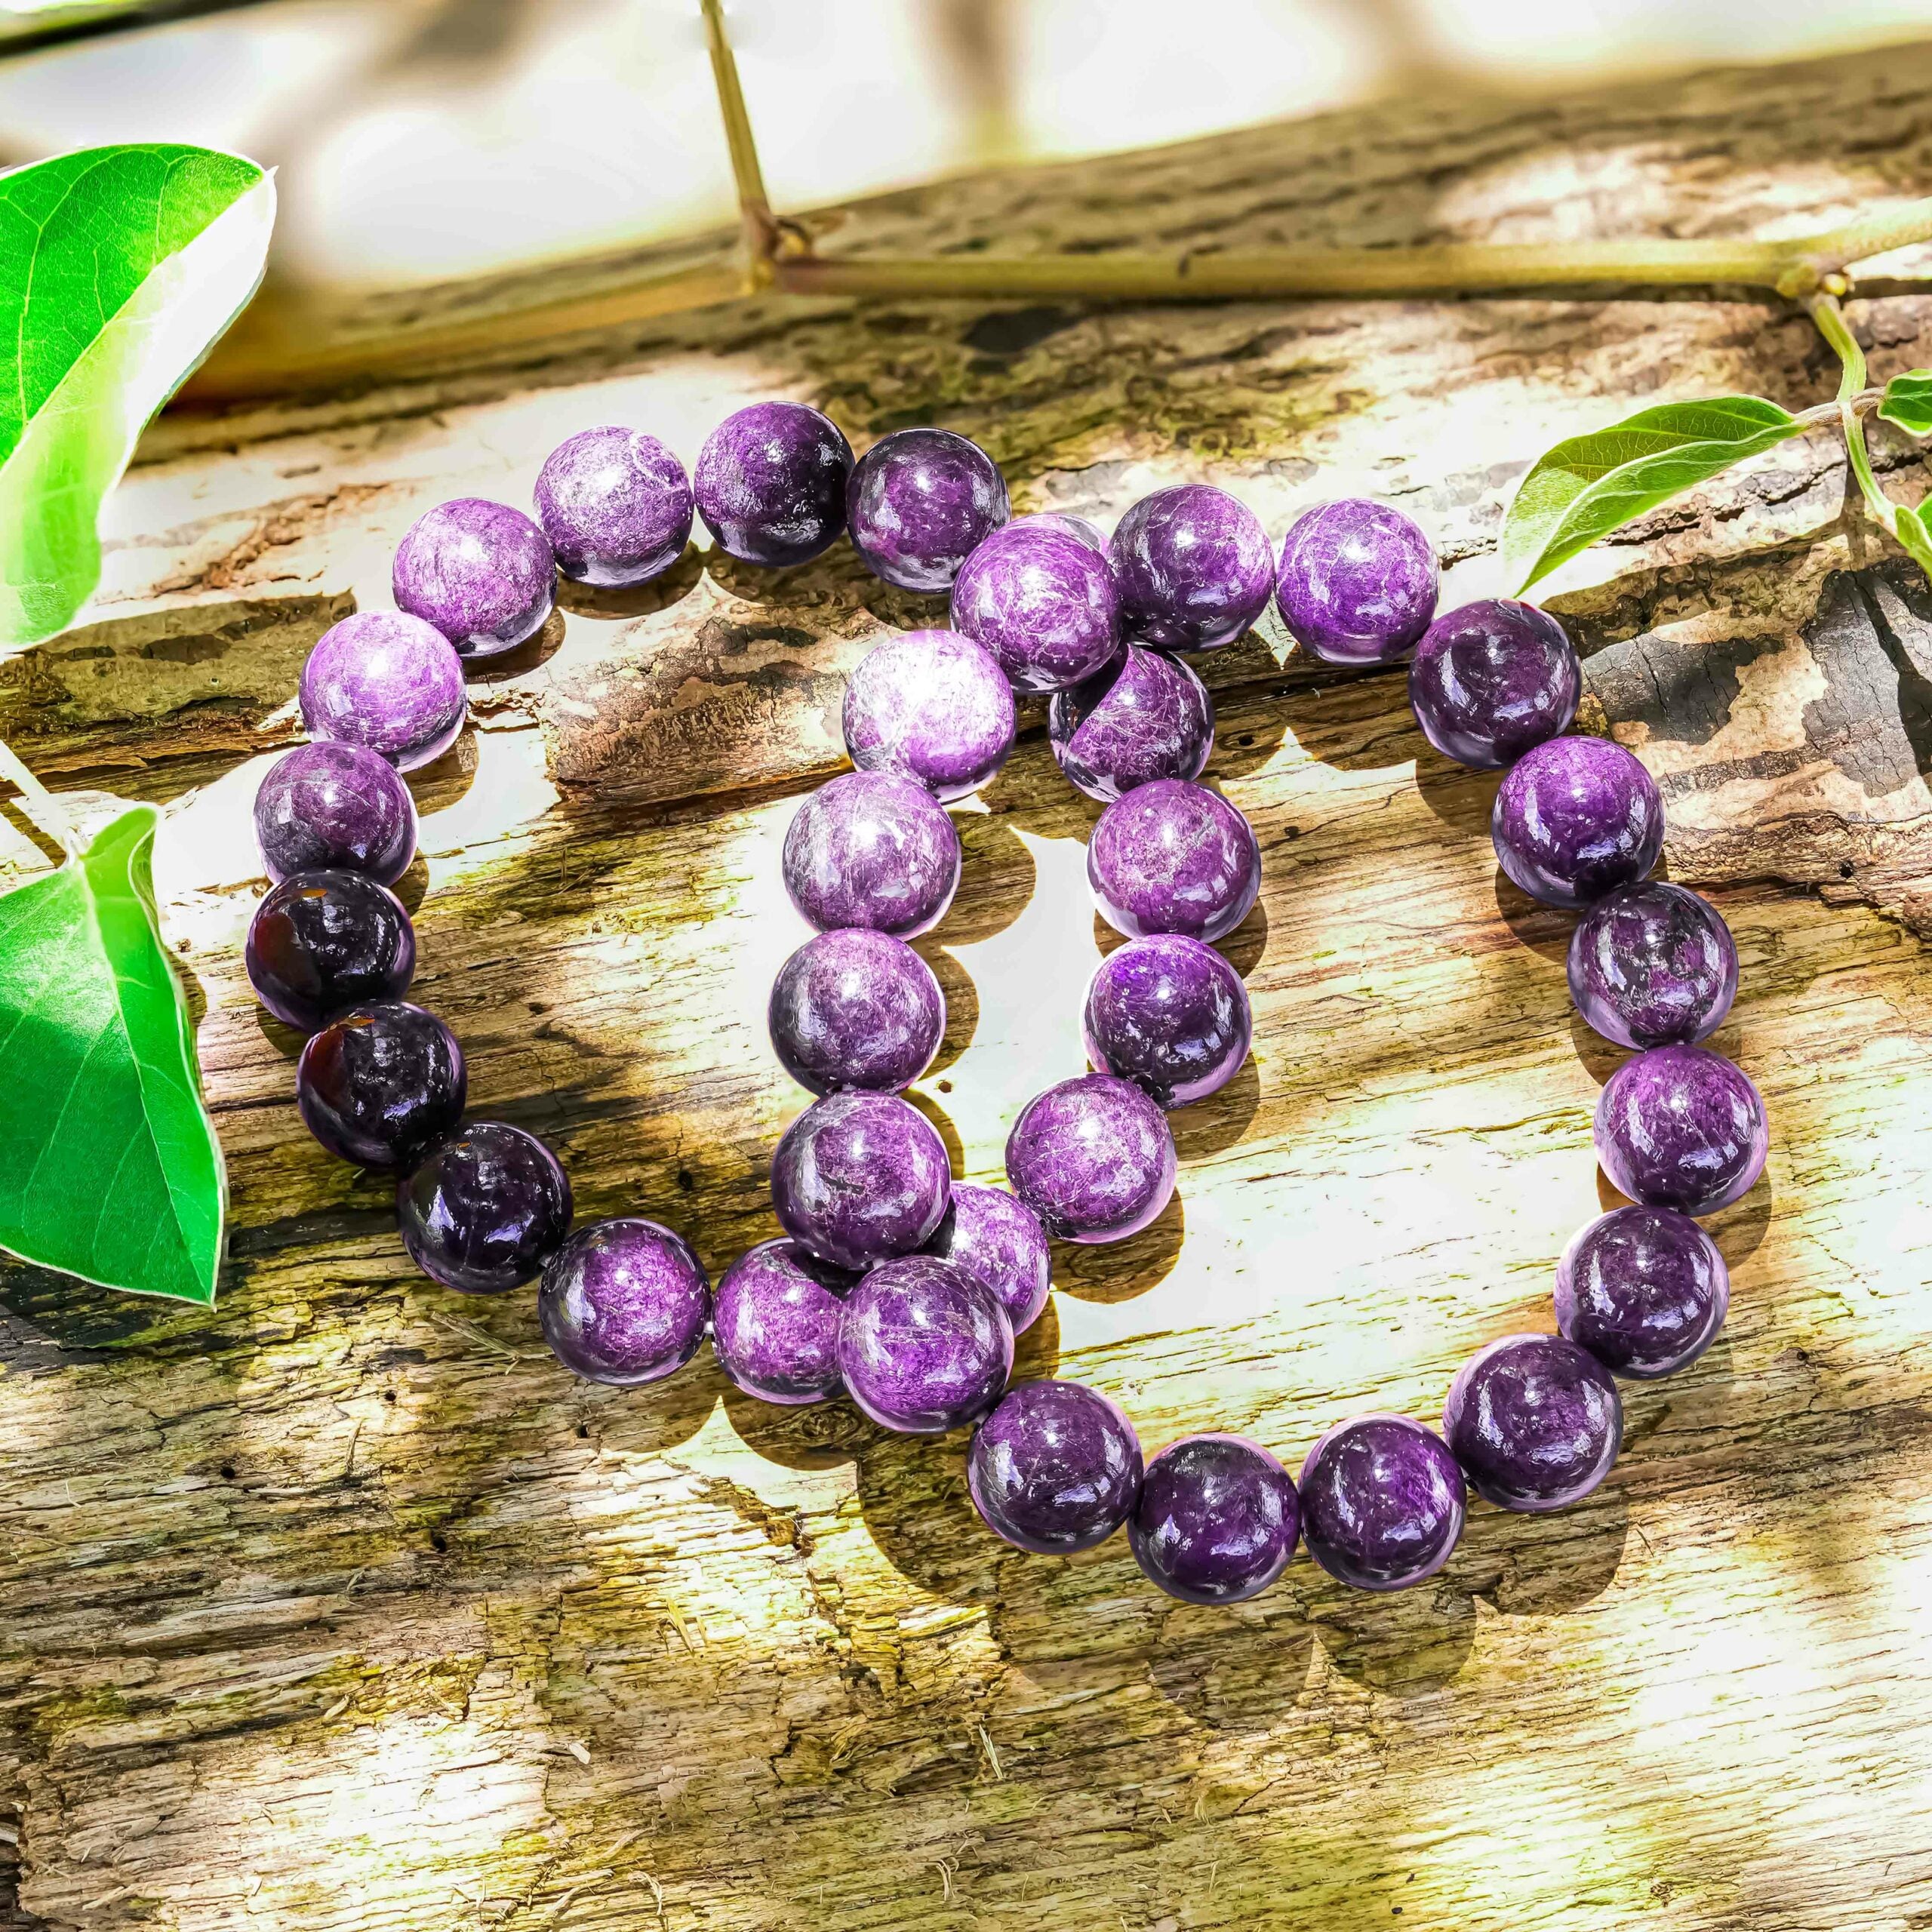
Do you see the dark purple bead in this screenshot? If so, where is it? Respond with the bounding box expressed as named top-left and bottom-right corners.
top-left (1129, 1433), bottom-right (1299, 1604)
top-left (254, 742), bottom-right (416, 886)
top-left (1595, 1044), bottom-right (1768, 1217)
top-left (1409, 600), bottom-right (1581, 769)
top-left (768, 928), bottom-right (945, 1096)
top-left (1088, 779), bottom-right (1261, 943)
top-left (1274, 499), bottom-right (1438, 666)
top-left (296, 999), bottom-right (466, 1168)
top-left (712, 1238), bottom-right (856, 1405)
top-left (968, 1380), bottom-right (1142, 1554)
top-left (1492, 735), bottom-right (1663, 909)
top-left (923, 1182), bottom-right (1051, 1336)
top-left (1048, 645), bottom-right (1214, 803)
top-left (842, 629), bottom-right (1015, 801)
top-left (540, 1217), bottom-right (709, 1383)
top-left (771, 1091), bottom-right (951, 1270)
top-left (245, 871), bottom-right (415, 1033)
top-left (1443, 1334), bottom-right (1623, 1512)
top-left (398, 1121), bottom-right (573, 1294)
top-left (534, 426), bottom-right (694, 586)
top-left (949, 515), bottom-right (1120, 692)
top-left (1005, 1073), bottom-right (1175, 1244)
top-left (1082, 933), bottom-right (1251, 1109)
top-left (393, 497), bottom-right (555, 658)
top-left (300, 611), bottom-right (468, 772)
top-left (782, 771), bottom-right (961, 938)
top-left (1110, 485), bottom-right (1273, 652)
top-left (836, 1254), bottom-right (1012, 1434)
top-left (1297, 1414), bottom-right (1466, 1592)
top-left (1555, 1206), bottom-right (1730, 1379)
top-left (846, 428), bottom-right (1010, 592)
top-left (694, 401), bottom-right (854, 567)
top-left (1568, 881), bottom-right (1738, 1049)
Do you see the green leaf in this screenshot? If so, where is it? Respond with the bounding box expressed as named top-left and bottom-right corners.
top-left (0, 806), bottom-right (224, 1303)
top-left (0, 144), bottom-right (275, 651)
top-left (1878, 371), bottom-right (1932, 436)
top-left (1500, 397), bottom-right (1807, 595)
top-left (1894, 501), bottom-right (1932, 580)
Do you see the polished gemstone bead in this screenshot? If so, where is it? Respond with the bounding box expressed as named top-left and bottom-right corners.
top-left (1555, 1205), bottom-right (1730, 1378)
top-left (696, 401), bottom-right (851, 566)
top-left (711, 1238), bottom-right (856, 1405)
top-left (1005, 1072), bottom-right (1176, 1244)
top-left (398, 1121), bottom-right (573, 1294)
top-left (1595, 1044), bottom-right (1767, 1216)
top-left (950, 514), bottom-right (1120, 692)
top-left (296, 999), bottom-right (466, 1168)
top-left (768, 928), bottom-right (945, 1096)
top-left (1491, 735), bottom-right (1663, 909)
top-left (245, 871), bottom-right (415, 1032)
top-left (393, 497), bottom-right (555, 657)
top-left (923, 1182), bottom-right (1051, 1336)
top-left (837, 1254), bottom-right (1013, 1434)
top-left (968, 1380), bottom-right (1143, 1554)
top-left (1110, 485), bottom-right (1273, 652)
top-left (254, 741), bottom-right (416, 886)
top-left (1048, 645), bottom-right (1214, 803)
top-left (1297, 1414), bottom-right (1466, 1592)
top-left (1129, 1433), bottom-right (1299, 1604)
top-left (1274, 498), bottom-right (1438, 666)
top-left (781, 771), bottom-right (961, 938)
top-left (1443, 1333), bottom-right (1623, 1512)
top-left (1568, 881), bottom-right (1738, 1049)
top-left (1081, 932), bottom-right (1251, 1109)
top-left (846, 427), bottom-right (1010, 592)
top-left (842, 629), bottom-right (1016, 801)
top-left (534, 425), bottom-right (694, 586)
top-left (300, 611), bottom-right (468, 771)
top-left (771, 1091), bottom-right (951, 1270)
top-left (1088, 779), bottom-right (1261, 943)
top-left (540, 1216), bottom-right (710, 1383)
top-left (1408, 599), bottom-right (1581, 768)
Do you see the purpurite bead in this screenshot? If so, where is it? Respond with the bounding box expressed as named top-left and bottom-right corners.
top-left (300, 611), bottom-right (468, 772)
top-left (393, 497), bottom-right (556, 658)
top-left (771, 1090), bottom-right (951, 1270)
top-left (540, 1217), bottom-right (710, 1383)
top-left (1005, 1072), bottom-right (1176, 1244)
top-left (1555, 1205), bottom-right (1730, 1379)
top-left (711, 1238), bottom-right (855, 1405)
top-left (398, 1121), bottom-right (573, 1294)
top-left (968, 1380), bottom-right (1143, 1554)
top-left (245, 870), bottom-right (416, 1033)
top-left (1081, 933), bottom-right (1251, 1109)
top-left (836, 1254), bottom-right (1013, 1434)
top-left (254, 741), bottom-right (416, 887)
top-left (841, 629), bottom-right (1016, 802)
top-left (295, 999), bottom-right (466, 1169)
top-left (1408, 599), bottom-right (1581, 769)
top-left (950, 514), bottom-right (1120, 692)
top-left (922, 1182), bottom-right (1052, 1337)
top-left (1129, 1433), bottom-right (1299, 1604)
top-left (1443, 1333), bottom-right (1623, 1512)
top-left (1111, 485), bottom-right (1273, 652)
top-left (782, 771), bottom-right (961, 939)
top-left (768, 928), bottom-right (946, 1097)
top-left (1594, 1044), bottom-right (1767, 1217)
top-left (1568, 881), bottom-right (1738, 1049)
top-left (1297, 1414), bottom-right (1466, 1592)
top-left (1088, 780), bottom-right (1261, 943)
top-left (694, 401), bottom-right (853, 568)
top-left (534, 425), bottom-right (694, 587)
top-left (1048, 645), bottom-right (1215, 803)
top-left (1274, 498), bottom-right (1438, 666)
top-left (847, 427), bottom-right (1010, 592)
top-left (1491, 734), bottom-right (1663, 909)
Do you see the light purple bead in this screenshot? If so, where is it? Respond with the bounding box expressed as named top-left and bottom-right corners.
top-left (1409, 600), bottom-right (1581, 770)
top-left (923, 1182), bottom-right (1051, 1336)
top-left (300, 611), bottom-right (468, 772)
top-left (1048, 645), bottom-right (1215, 803)
top-left (1556, 1206), bottom-right (1730, 1379)
top-left (836, 1254), bottom-right (1013, 1435)
top-left (1492, 735), bottom-right (1663, 909)
top-left (768, 928), bottom-right (945, 1096)
top-left (694, 401), bottom-right (853, 567)
top-left (1088, 779), bottom-right (1261, 943)
top-left (254, 741), bottom-right (417, 885)
top-left (1110, 485), bottom-right (1273, 652)
top-left (968, 1380), bottom-right (1143, 1555)
top-left (1595, 1044), bottom-right (1768, 1217)
top-left (846, 427), bottom-right (1010, 592)
top-left (1005, 1072), bottom-right (1176, 1244)
top-left (1297, 1415), bottom-right (1466, 1592)
top-left (1444, 1334), bottom-right (1623, 1512)
top-left (771, 1091), bottom-right (951, 1270)
top-left (1129, 1433), bottom-right (1299, 1604)
top-left (711, 1238), bottom-right (855, 1405)
top-left (539, 1217), bottom-right (710, 1385)
top-left (950, 515), bottom-right (1120, 692)
top-left (393, 497), bottom-right (555, 658)
top-left (782, 771), bottom-right (961, 938)
top-left (534, 426), bottom-right (694, 586)
top-left (1082, 934), bottom-right (1251, 1109)
top-left (1274, 499), bottom-right (1438, 666)
top-left (1568, 881), bottom-right (1738, 1049)
top-left (842, 629), bottom-right (1016, 801)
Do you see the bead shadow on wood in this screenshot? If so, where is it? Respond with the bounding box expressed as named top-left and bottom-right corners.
top-left (460, 604), bottom-right (568, 683)
top-left (555, 542), bottom-right (705, 620)
top-left (1303, 1572), bottom-right (1478, 1696)
top-left (1168, 1055), bottom-right (1263, 1162)
top-left (1048, 1190), bottom-right (1186, 1303)
top-left (1145, 1598), bottom-right (1319, 1731)
top-left (909, 940), bottom-right (977, 1078)
top-left (1263, 658), bottom-right (1423, 774)
top-left (940, 811), bottom-right (1038, 944)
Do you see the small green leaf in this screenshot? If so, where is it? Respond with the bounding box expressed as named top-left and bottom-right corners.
top-left (1878, 371), bottom-right (1932, 435)
top-left (0, 806), bottom-right (224, 1303)
top-left (1500, 397), bottom-right (1807, 595)
top-left (1894, 501), bottom-right (1932, 580)
top-left (0, 144), bottom-right (275, 651)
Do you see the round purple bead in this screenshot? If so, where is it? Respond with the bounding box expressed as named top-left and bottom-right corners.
top-left (1005, 1072), bottom-right (1176, 1245)
top-left (923, 1182), bottom-right (1051, 1336)
top-left (1088, 780), bottom-right (1261, 943)
top-left (1274, 499), bottom-right (1438, 666)
top-left (398, 1121), bottom-right (573, 1294)
top-left (968, 1380), bottom-right (1143, 1555)
top-left (393, 497), bottom-right (555, 658)
top-left (1409, 600), bottom-right (1581, 770)
top-left (950, 515), bottom-right (1120, 693)
top-left (781, 771), bottom-right (961, 939)
top-left (1492, 735), bottom-right (1663, 909)
top-left (1082, 934), bottom-right (1251, 1109)
top-left (1555, 1206), bottom-right (1730, 1379)
top-left (540, 1217), bottom-right (710, 1384)
top-left (296, 999), bottom-right (466, 1168)
top-left (768, 928), bottom-right (945, 1097)
top-left (254, 742), bottom-right (416, 886)
top-left (837, 1254), bottom-right (1013, 1435)
top-left (1110, 485), bottom-right (1274, 653)
top-left (1048, 645), bottom-right (1215, 804)
top-left (771, 1091), bottom-right (951, 1270)
top-left (245, 871), bottom-right (416, 1033)
top-left (846, 428), bottom-right (1010, 592)
top-left (841, 629), bottom-right (1016, 801)
top-left (1568, 881), bottom-right (1738, 1050)
top-left (694, 401), bottom-right (854, 568)
top-left (1595, 1044), bottom-right (1768, 1217)
top-left (300, 611), bottom-right (468, 772)
top-left (1297, 1414), bottom-right (1466, 1592)
top-left (712, 1238), bottom-right (856, 1405)
top-left (1444, 1333), bottom-right (1623, 1512)
top-left (534, 426), bottom-right (694, 587)
top-left (1129, 1433), bottom-right (1299, 1604)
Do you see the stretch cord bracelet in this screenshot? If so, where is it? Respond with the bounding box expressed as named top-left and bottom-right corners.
top-left (242, 404), bottom-right (1768, 1607)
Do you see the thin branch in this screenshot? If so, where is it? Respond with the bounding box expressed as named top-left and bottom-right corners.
top-left (699, 0), bottom-right (780, 281)
top-left (1807, 291), bottom-right (1897, 533)
top-left (0, 739), bottom-right (77, 862)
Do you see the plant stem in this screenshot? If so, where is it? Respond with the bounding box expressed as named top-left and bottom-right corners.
top-left (1807, 292), bottom-right (1898, 534)
top-left (698, 0), bottom-right (780, 283)
top-left (0, 738), bottom-right (76, 861)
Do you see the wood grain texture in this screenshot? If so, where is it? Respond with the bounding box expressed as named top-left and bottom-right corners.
top-left (4, 37), bottom-right (1932, 1932)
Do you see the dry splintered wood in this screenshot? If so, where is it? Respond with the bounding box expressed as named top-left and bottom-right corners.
top-left (4, 35), bottom-right (1932, 1932)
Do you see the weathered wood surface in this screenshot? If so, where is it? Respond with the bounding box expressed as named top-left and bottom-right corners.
top-left (4, 38), bottom-right (1932, 1932)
